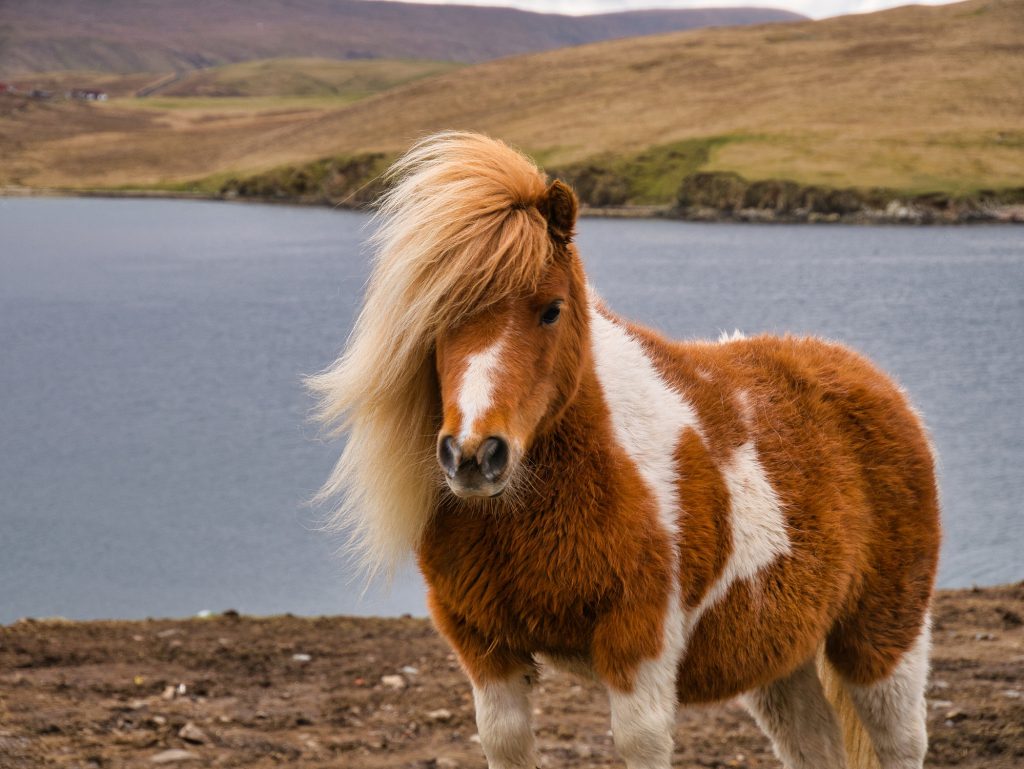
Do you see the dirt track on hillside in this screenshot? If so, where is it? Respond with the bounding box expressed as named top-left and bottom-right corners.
top-left (1, 584), bottom-right (1021, 768)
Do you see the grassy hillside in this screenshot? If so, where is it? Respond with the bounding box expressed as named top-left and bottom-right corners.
top-left (152, 58), bottom-right (461, 99)
top-left (0, 0), bottom-right (803, 74)
top-left (2, 0), bottom-right (1021, 202)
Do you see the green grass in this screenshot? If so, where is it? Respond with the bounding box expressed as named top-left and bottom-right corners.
top-left (544, 136), bottom-right (752, 206)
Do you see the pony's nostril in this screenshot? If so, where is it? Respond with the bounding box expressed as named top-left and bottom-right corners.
top-left (478, 437), bottom-right (509, 482)
top-left (438, 435), bottom-right (460, 478)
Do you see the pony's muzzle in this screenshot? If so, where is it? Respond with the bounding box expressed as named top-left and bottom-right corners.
top-left (438, 435), bottom-right (511, 497)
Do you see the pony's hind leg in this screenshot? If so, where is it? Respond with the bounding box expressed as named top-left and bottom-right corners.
top-left (840, 619), bottom-right (931, 769)
top-left (741, 658), bottom-right (849, 769)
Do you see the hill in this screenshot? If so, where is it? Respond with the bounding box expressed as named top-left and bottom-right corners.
top-left (2, 0), bottom-right (1021, 212)
top-left (153, 58), bottom-right (462, 99)
top-left (0, 0), bottom-right (804, 75)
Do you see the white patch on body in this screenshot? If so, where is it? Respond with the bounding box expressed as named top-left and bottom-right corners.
top-left (472, 673), bottom-right (537, 769)
top-left (846, 614), bottom-right (931, 769)
top-left (589, 297), bottom-right (701, 768)
top-left (698, 440), bottom-right (792, 612)
top-left (457, 332), bottom-right (506, 443)
top-left (579, 293), bottom-right (794, 768)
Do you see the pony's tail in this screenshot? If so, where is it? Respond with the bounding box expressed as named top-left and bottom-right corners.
top-left (816, 649), bottom-right (881, 769)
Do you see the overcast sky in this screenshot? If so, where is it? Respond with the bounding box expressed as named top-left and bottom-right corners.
top-left (389, 0), bottom-right (961, 20)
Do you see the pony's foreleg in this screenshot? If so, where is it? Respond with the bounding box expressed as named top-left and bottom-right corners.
top-left (606, 660), bottom-right (679, 769)
top-left (471, 668), bottom-right (538, 769)
top-left (427, 595), bottom-right (538, 769)
top-left (741, 658), bottom-right (849, 769)
top-left (597, 596), bottom-right (686, 769)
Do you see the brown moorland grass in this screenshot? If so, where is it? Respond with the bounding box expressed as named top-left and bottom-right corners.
top-left (2, 0), bottom-right (1022, 196)
top-left (153, 58), bottom-right (463, 99)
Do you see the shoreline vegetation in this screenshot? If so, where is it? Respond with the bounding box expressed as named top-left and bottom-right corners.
top-left (1, 584), bottom-right (1021, 767)
top-left (5, 159), bottom-right (1023, 224)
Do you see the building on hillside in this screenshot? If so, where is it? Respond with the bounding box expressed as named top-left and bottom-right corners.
top-left (70, 89), bottom-right (108, 101)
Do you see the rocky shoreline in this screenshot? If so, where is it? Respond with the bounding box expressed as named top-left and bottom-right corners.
top-left (6, 165), bottom-right (1023, 224)
top-left (1, 584), bottom-right (1021, 768)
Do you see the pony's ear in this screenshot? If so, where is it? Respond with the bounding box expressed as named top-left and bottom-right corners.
top-left (538, 179), bottom-right (578, 244)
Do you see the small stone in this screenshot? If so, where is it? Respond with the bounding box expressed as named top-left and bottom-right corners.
top-left (469, 734), bottom-right (482, 744)
top-left (436, 758), bottom-right (460, 769)
top-left (292, 653), bottom-right (312, 663)
top-left (425, 708), bottom-right (453, 723)
top-left (178, 722), bottom-right (208, 745)
top-left (381, 674), bottom-right (406, 690)
top-left (401, 665), bottom-right (419, 675)
top-left (945, 709), bottom-right (968, 723)
top-left (1003, 689), bottom-right (1022, 698)
top-left (151, 715), bottom-right (167, 726)
top-left (161, 686), bottom-right (176, 700)
top-left (928, 699), bottom-right (954, 709)
top-left (150, 749), bottom-right (198, 764)
top-left (973, 632), bottom-right (995, 641)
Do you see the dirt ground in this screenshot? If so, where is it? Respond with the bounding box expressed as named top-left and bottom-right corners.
top-left (1, 584), bottom-right (1021, 769)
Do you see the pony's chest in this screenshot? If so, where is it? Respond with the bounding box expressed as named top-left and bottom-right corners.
top-left (418, 514), bottom-right (611, 651)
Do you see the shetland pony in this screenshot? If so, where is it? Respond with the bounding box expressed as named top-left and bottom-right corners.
top-left (309, 132), bottom-right (940, 769)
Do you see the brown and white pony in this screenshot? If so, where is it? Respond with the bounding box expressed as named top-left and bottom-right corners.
top-left (309, 132), bottom-right (940, 769)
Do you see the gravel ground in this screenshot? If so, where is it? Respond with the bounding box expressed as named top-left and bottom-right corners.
top-left (1, 584), bottom-right (1021, 768)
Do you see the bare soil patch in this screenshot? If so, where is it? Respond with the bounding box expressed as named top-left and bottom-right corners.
top-left (1, 585), bottom-right (1021, 768)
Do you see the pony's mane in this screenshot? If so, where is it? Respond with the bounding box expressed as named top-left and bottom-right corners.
top-left (308, 131), bottom-right (554, 577)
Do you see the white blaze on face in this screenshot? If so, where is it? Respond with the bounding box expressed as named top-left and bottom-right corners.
top-left (457, 331), bottom-right (507, 443)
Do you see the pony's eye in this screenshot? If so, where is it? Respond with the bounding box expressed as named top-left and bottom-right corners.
top-left (540, 302), bottom-right (562, 325)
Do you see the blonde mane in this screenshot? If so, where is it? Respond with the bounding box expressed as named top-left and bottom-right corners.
top-left (307, 132), bottom-right (555, 576)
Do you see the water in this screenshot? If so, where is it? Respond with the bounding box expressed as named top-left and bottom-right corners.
top-left (1, 198), bottom-right (1021, 622)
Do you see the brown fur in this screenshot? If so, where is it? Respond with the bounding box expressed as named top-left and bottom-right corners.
top-left (426, 323), bottom-right (940, 700)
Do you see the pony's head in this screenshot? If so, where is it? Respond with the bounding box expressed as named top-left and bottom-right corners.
top-left (309, 132), bottom-right (585, 573)
top-left (433, 195), bottom-right (586, 497)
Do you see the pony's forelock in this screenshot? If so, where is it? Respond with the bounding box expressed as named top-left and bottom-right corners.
top-left (307, 132), bottom-right (554, 577)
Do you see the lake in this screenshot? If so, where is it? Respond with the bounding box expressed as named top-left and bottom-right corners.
top-left (1, 197), bottom-right (1021, 623)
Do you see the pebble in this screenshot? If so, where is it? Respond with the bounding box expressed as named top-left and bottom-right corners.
top-left (178, 722), bottom-right (208, 745)
top-left (381, 674), bottom-right (406, 690)
top-left (401, 665), bottom-right (420, 675)
top-left (435, 759), bottom-right (460, 769)
top-left (150, 749), bottom-right (199, 764)
top-left (425, 708), bottom-right (453, 723)
top-left (291, 653), bottom-right (312, 663)
top-left (945, 708), bottom-right (968, 723)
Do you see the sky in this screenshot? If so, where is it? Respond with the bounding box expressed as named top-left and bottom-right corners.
top-left (387, 0), bottom-right (962, 20)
